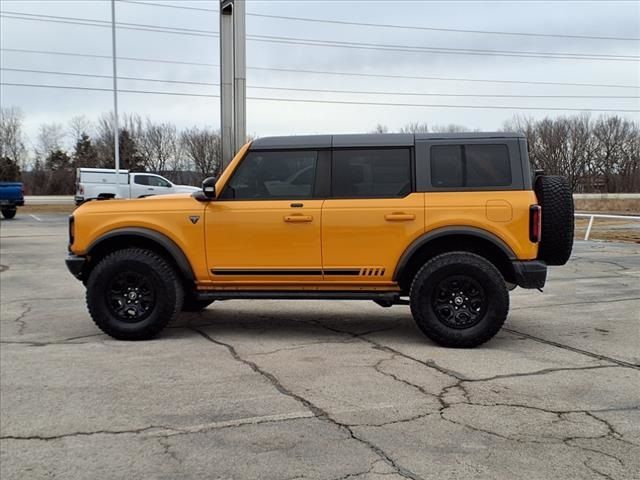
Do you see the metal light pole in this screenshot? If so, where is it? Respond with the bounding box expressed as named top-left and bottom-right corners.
top-left (111, 0), bottom-right (120, 193)
top-left (220, 0), bottom-right (234, 169)
top-left (233, 0), bottom-right (246, 154)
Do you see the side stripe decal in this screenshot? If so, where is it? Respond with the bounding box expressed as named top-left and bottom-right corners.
top-left (211, 268), bottom-right (365, 276)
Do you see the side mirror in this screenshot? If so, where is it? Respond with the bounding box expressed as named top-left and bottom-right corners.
top-left (193, 176), bottom-right (217, 202)
top-left (202, 177), bottom-right (217, 199)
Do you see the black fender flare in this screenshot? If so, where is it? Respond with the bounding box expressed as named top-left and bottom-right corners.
top-left (87, 227), bottom-right (195, 282)
top-left (393, 226), bottom-right (516, 281)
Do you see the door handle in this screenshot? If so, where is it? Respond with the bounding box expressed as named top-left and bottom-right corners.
top-left (284, 215), bottom-right (313, 223)
top-left (147, 188), bottom-right (155, 191)
top-left (385, 213), bottom-right (415, 222)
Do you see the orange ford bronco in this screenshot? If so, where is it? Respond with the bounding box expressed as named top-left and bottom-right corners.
top-left (66, 133), bottom-right (574, 347)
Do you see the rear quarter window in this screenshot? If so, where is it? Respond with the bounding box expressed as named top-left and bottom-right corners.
top-left (431, 144), bottom-right (511, 188)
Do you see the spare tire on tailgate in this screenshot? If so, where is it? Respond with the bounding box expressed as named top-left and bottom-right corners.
top-left (535, 175), bottom-right (574, 266)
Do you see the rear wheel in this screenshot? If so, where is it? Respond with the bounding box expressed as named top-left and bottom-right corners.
top-left (1, 207), bottom-right (17, 219)
top-left (410, 252), bottom-right (509, 348)
top-left (86, 248), bottom-right (183, 340)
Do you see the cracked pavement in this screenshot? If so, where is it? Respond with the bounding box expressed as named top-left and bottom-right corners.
top-left (1, 214), bottom-right (639, 479)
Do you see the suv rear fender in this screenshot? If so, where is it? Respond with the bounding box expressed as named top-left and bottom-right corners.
top-left (394, 227), bottom-right (517, 292)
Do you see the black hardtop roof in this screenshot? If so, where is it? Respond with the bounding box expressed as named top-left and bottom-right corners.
top-left (249, 132), bottom-right (524, 150)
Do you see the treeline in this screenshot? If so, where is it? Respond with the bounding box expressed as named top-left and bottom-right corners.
top-left (1, 108), bottom-right (222, 194)
top-left (1, 107), bottom-right (639, 194)
top-left (373, 115), bottom-right (640, 193)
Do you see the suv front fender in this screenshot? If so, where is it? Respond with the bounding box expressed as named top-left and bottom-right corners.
top-left (81, 227), bottom-right (195, 283)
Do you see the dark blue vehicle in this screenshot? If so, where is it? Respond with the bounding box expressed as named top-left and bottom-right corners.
top-left (0, 182), bottom-right (24, 219)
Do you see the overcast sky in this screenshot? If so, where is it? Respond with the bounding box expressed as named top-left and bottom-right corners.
top-left (1, 0), bottom-right (639, 145)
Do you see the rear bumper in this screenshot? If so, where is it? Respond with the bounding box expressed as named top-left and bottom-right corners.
top-left (511, 260), bottom-right (547, 289)
top-left (65, 255), bottom-right (86, 281)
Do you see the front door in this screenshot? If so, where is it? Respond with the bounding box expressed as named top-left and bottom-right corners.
top-left (205, 149), bottom-right (323, 286)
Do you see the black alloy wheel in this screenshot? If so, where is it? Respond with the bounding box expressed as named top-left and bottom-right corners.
top-left (432, 275), bottom-right (486, 329)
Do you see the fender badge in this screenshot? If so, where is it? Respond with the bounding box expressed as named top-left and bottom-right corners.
top-left (189, 216), bottom-right (200, 224)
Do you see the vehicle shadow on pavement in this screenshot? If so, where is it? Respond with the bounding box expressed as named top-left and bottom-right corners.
top-left (166, 302), bottom-right (429, 346)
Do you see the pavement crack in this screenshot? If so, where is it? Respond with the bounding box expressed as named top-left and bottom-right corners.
top-left (467, 364), bottom-right (622, 382)
top-left (583, 459), bottom-right (615, 480)
top-left (1, 425), bottom-right (172, 441)
top-left (503, 328), bottom-right (639, 369)
top-left (373, 357), bottom-right (442, 404)
top-left (157, 436), bottom-right (181, 464)
top-left (512, 296), bottom-right (640, 311)
top-left (191, 326), bottom-right (425, 480)
top-left (12, 303), bottom-right (31, 335)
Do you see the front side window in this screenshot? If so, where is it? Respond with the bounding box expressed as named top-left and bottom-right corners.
top-left (222, 150), bottom-right (318, 200)
top-left (431, 144), bottom-right (511, 188)
top-left (332, 148), bottom-right (411, 198)
top-left (147, 176), bottom-right (172, 188)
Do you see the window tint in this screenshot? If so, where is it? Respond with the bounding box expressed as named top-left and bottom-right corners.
top-left (430, 144), bottom-right (511, 188)
top-left (222, 150), bottom-right (317, 200)
top-left (430, 146), bottom-right (463, 187)
top-left (147, 176), bottom-right (171, 188)
top-left (134, 175), bottom-right (149, 186)
top-left (332, 149), bottom-right (411, 198)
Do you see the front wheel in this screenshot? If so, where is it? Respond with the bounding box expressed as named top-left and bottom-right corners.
top-left (86, 248), bottom-right (183, 340)
top-left (1, 207), bottom-right (17, 219)
top-left (410, 252), bottom-right (509, 348)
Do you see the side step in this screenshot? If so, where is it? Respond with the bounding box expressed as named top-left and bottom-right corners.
top-left (196, 291), bottom-right (403, 302)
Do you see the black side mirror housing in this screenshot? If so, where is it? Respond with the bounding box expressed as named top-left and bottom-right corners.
top-left (193, 176), bottom-right (217, 202)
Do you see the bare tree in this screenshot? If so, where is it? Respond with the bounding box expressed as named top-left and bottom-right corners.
top-left (35, 122), bottom-right (65, 160)
top-left (399, 122), bottom-right (430, 133)
top-left (430, 123), bottom-right (469, 133)
top-left (0, 106), bottom-right (28, 168)
top-left (369, 124), bottom-right (389, 134)
top-left (139, 120), bottom-right (179, 173)
top-left (68, 115), bottom-right (93, 143)
top-left (181, 127), bottom-right (221, 178)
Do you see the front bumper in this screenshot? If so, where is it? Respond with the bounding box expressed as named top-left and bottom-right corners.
top-left (511, 260), bottom-right (547, 289)
top-left (65, 255), bottom-right (86, 281)
top-left (0, 199), bottom-right (23, 207)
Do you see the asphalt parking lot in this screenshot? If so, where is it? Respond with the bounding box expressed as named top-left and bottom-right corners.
top-left (1, 213), bottom-right (639, 480)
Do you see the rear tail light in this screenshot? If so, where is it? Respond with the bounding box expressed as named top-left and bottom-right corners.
top-left (78, 185), bottom-right (84, 195)
top-left (530, 205), bottom-right (542, 243)
top-left (68, 215), bottom-right (75, 248)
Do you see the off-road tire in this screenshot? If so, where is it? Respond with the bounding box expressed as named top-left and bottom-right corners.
top-left (535, 175), bottom-right (574, 266)
top-left (86, 248), bottom-right (183, 340)
top-left (410, 252), bottom-right (509, 348)
top-left (1, 207), bottom-right (17, 219)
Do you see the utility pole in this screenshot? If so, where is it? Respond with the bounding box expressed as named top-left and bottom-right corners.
top-left (220, 0), bottom-right (234, 169)
top-left (233, 0), bottom-right (246, 154)
top-left (111, 0), bottom-right (120, 194)
top-left (219, 0), bottom-right (246, 169)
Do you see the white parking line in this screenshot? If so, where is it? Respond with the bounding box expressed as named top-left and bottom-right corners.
top-left (29, 214), bottom-right (42, 222)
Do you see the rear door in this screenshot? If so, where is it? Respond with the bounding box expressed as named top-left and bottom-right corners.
top-left (321, 147), bottom-right (425, 284)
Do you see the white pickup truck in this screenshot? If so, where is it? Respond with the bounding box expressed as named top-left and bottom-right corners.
top-left (75, 168), bottom-right (200, 205)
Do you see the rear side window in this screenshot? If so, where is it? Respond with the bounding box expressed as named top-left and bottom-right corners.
top-left (221, 150), bottom-right (317, 200)
top-left (431, 144), bottom-right (511, 188)
top-left (332, 148), bottom-right (411, 198)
